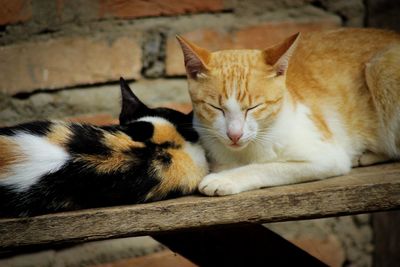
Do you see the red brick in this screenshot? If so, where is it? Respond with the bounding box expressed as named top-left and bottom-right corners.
top-left (0, 0), bottom-right (32, 25)
top-left (64, 104), bottom-right (192, 126)
top-left (98, 0), bottom-right (224, 19)
top-left (234, 20), bottom-right (341, 48)
top-left (165, 18), bottom-right (340, 76)
top-left (166, 29), bottom-right (234, 76)
top-left (290, 235), bottom-right (345, 267)
top-left (162, 103), bottom-right (192, 114)
top-left (66, 114), bottom-right (118, 126)
top-left (93, 250), bottom-right (197, 267)
top-left (0, 35), bottom-right (142, 94)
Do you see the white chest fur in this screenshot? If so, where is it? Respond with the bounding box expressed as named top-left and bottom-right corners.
top-left (197, 100), bottom-right (355, 172)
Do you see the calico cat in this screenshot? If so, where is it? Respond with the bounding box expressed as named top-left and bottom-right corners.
top-left (176, 28), bottom-right (400, 196)
top-left (0, 78), bottom-right (208, 217)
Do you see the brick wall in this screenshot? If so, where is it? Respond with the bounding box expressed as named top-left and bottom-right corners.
top-left (1, 0), bottom-right (360, 96)
top-left (0, 0), bottom-right (397, 266)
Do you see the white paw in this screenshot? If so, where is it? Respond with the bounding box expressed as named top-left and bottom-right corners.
top-left (198, 173), bottom-right (241, 196)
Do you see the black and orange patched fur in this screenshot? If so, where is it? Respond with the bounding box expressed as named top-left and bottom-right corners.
top-left (0, 78), bottom-right (208, 217)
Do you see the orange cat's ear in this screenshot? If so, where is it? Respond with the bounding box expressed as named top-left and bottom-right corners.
top-left (263, 32), bottom-right (301, 76)
top-left (176, 35), bottom-right (211, 79)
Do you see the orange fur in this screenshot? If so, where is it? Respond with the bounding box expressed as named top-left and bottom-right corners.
top-left (79, 152), bottom-right (136, 174)
top-left (103, 131), bottom-right (145, 151)
top-left (46, 122), bottom-right (72, 146)
top-left (174, 29), bottom-right (400, 196)
top-left (286, 29), bottom-right (400, 153)
top-left (188, 49), bottom-right (288, 132)
top-left (145, 122), bottom-right (206, 199)
top-left (146, 147), bottom-right (205, 200)
top-left (0, 137), bottom-right (24, 179)
top-left (309, 108), bottom-right (333, 140)
top-left (80, 130), bottom-right (144, 174)
top-left (151, 123), bottom-right (185, 146)
top-left (182, 28), bottom-right (400, 157)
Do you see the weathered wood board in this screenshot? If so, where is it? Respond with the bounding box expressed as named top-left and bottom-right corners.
top-left (0, 163), bottom-right (399, 250)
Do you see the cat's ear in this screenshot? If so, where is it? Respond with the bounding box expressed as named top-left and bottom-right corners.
top-left (176, 35), bottom-right (211, 79)
top-left (263, 32), bottom-right (301, 76)
top-left (119, 77), bottom-right (148, 125)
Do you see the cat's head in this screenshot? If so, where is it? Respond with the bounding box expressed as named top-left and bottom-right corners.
top-left (118, 77), bottom-right (199, 143)
top-left (176, 33), bottom-right (300, 150)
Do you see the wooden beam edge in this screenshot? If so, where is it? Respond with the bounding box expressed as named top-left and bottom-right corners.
top-left (0, 163), bottom-right (399, 249)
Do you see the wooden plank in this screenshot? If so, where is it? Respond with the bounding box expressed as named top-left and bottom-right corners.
top-left (372, 210), bottom-right (400, 266)
top-left (0, 163), bottom-right (400, 250)
top-left (153, 223), bottom-right (327, 266)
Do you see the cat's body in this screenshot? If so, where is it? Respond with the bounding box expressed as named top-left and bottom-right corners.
top-left (177, 28), bottom-right (400, 196)
top-left (0, 79), bottom-right (208, 216)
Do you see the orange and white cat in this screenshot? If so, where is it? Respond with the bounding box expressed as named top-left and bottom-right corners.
top-left (177, 28), bottom-right (400, 196)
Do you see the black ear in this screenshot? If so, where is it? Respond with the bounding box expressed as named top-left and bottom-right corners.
top-left (119, 77), bottom-right (148, 125)
top-left (124, 121), bottom-right (154, 142)
top-left (176, 111), bottom-right (199, 143)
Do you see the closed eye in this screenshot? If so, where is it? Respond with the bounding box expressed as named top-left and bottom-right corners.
top-left (206, 103), bottom-right (225, 115)
top-left (247, 104), bottom-right (263, 112)
top-left (245, 103), bottom-right (263, 117)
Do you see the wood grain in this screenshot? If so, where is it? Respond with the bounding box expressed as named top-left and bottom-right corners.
top-left (372, 210), bottom-right (400, 266)
top-left (1, 163), bottom-right (400, 250)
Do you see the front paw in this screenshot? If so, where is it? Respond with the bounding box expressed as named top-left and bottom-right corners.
top-left (198, 173), bottom-right (241, 196)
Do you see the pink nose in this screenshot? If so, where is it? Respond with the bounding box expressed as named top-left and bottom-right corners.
top-left (227, 131), bottom-right (243, 143)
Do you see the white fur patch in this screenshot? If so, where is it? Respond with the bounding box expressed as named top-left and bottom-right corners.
top-left (183, 142), bottom-right (208, 173)
top-left (198, 99), bottom-right (354, 196)
top-left (1, 133), bottom-right (70, 192)
top-left (210, 97), bottom-right (258, 149)
top-left (138, 116), bottom-right (172, 126)
top-left (225, 97), bottom-right (241, 114)
top-left (198, 97), bottom-right (353, 194)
